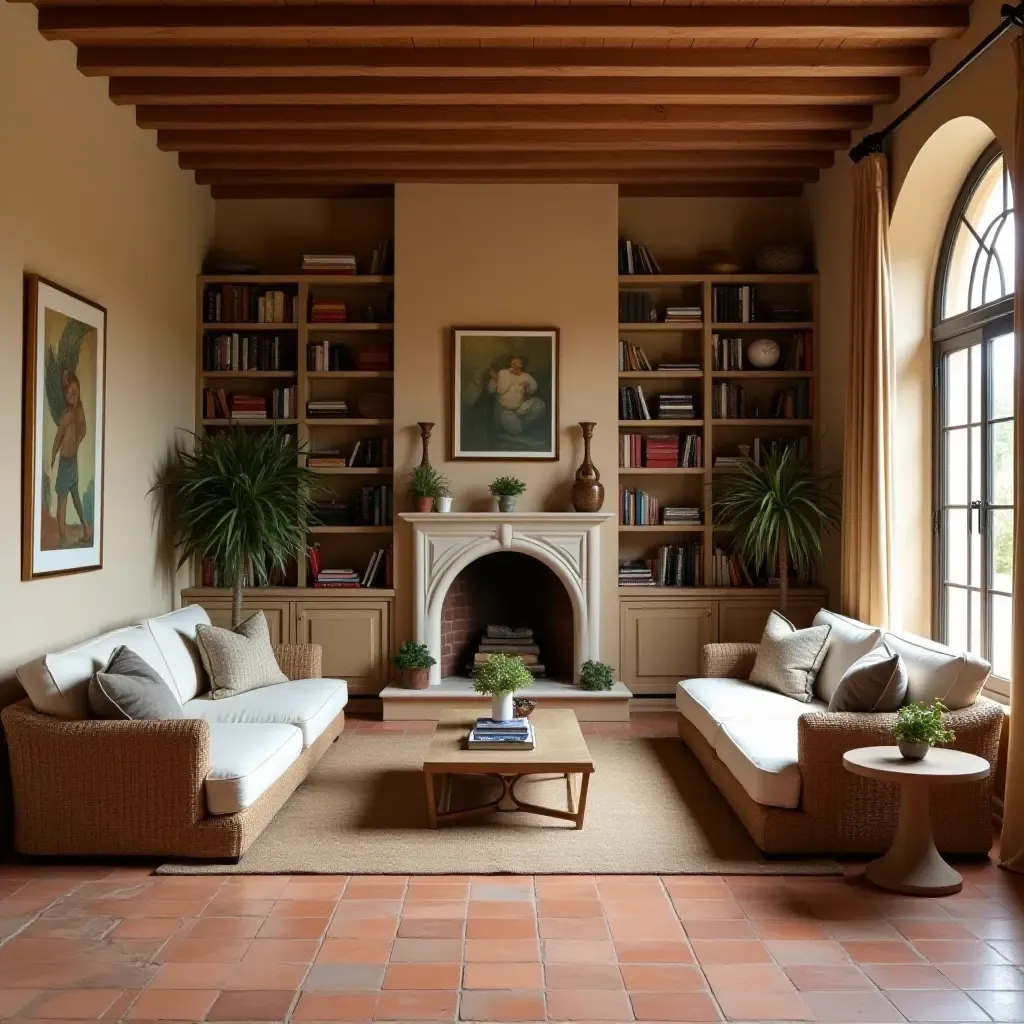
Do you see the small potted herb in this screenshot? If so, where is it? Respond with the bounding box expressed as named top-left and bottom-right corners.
top-left (579, 660), bottom-right (615, 691)
top-left (473, 653), bottom-right (533, 721)
top-left (490, 475), bottom-right (527, 513)
top-left (394, 641), bottom-right (437, 689)
top-left (410, 465), bottom-right (447, 513)
top-left (436, 486), bottom-right (453, 514)
top-left (892, 700), bottom-right (955, 760)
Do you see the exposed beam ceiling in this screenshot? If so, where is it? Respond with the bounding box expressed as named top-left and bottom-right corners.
top-left (18, 0), bottom-right (967, 196)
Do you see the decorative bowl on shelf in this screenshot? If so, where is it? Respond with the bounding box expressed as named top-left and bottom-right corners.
top-left (754, 244), bottom-right (804, 274)
top-left (513, 697), bottom-right (537, 719)
top-left (746, 338), bottom-right (782, 369)
top-left (709, 261), bottom-right (741, 274)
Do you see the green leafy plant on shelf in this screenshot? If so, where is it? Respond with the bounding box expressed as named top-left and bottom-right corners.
top-left (579, 660), bottom-right (615, 691)
top-left (893, 700), bottom-right (956, 746)
top-left (409, 465), bottom-right (449, 511)
top-left (472, 653), bottom-right (534, 696)
top-left (489, 476), bottom-right (527, 497)
top-left (394, 642), bottom-right (436, 671)
top-left (713, 444), bottom-right (839, 614)
top-left (155, 427), bottom-right (318, 627)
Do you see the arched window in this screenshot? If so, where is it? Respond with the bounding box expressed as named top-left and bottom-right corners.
top-left (934, 142), bottom-right (1014, 696)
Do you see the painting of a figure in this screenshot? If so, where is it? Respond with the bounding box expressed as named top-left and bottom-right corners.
top-left (452, 328), bottom-right (558, 460)
top-left (23, 276), bottom-right (105, 579)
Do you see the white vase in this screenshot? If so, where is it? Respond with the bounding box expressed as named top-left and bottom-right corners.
top-left (437, 496), bottom-right (453, 513)
top-left (491, 693), bottom-right (514, 722)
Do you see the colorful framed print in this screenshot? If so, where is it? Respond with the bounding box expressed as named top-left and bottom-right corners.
top-left (451, 328), bottom-right (559, 460)
top-left (22, 275), bottom-right (106, 580)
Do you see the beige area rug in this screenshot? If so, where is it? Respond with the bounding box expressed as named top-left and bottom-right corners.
top-left (159, 734), bottom-right (840, 875)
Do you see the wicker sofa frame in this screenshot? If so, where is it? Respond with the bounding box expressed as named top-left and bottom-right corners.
top-left (1, 644), bottom-right (342, 860)
top-left (680, 643), bottom-right (1004, 856)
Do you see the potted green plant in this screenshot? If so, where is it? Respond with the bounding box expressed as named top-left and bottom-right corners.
top-left (490, 475), bottom-right (527, 513)
top-left (579, 660), bottom-right (615, 691)
top-left (713, 445), bottom-right (839, 614)
top-left (473, 653), bottom-right (533, 721)
top-left (155, 427), bottom-right (317, 627)
top-left (436, 486), bottom-right (453, 514)
top-left (893, 700), bottom-right (955, 760)
top-left (410, 465), bottom-right (447, 513)
top-left (394, 641), bottom-right (436, 689)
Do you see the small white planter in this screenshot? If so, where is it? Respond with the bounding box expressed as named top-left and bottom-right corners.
top-left (437, 496), bottom-right (453, 513)
top-left (491, 692), bottom-right (514, 722)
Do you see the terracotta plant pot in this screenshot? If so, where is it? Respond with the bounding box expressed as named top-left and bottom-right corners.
top-left (415, 496), bottom-right (435, 513)
top-left (405, 667), bottom-right (430, 689)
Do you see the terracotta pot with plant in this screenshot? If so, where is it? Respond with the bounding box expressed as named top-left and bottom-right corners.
top-left (394, 641), bottom-right (437, 689)
top-left (410, 465), bottom-right (447, 514)
top-left (490, 475), bottom-right (527, 513)
top-left (473, 653), bottom-right (533, 721)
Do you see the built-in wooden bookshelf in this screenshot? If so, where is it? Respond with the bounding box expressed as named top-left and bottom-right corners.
top-left (193, 272), bottom-right (395, 595)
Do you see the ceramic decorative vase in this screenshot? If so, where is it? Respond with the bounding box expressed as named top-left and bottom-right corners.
top-left (498, 496), bottom-right (517, 513)
top-left (898, 740), bottom-right (930, 761)
top-left (513, 697), bottom-right (537, 719)
top-left (747, 338), bottom-right (781, 369)
top-left (571, 421), bottom-right (605, 512)
top-left (437, 495), bottom-right (453, 513)
top-left (406, 668), bottom-right (430, 690)
top-left (492, 692), bottom-right (515, 722)
top-left (415, 496), bottom-right (435, 513)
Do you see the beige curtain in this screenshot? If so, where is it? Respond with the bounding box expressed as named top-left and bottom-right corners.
top-left (998, 37), bottom-right (1024, 873)
top-left (840, 152), bottom-right (896, 626)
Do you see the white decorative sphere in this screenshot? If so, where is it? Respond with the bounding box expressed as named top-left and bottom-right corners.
top-left (747, 338), bottom-right (781, 369)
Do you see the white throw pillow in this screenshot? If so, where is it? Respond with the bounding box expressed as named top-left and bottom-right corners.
top-left (145, 605), bottom-right (211, 703)
top-left (196, 611), bottom-right (287, 700)
top-left (883, 631), bottom-right (989, 710)
top-left (812, 609), bottom-right (883, 704)
top-left (749, 610), bottom-right (832, 704)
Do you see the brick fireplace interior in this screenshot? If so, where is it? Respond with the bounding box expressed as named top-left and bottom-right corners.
top-left (439, 551), bottom-right (574, 681)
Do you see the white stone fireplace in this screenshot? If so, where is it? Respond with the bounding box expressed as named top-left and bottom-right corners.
top-left (399, 512), bottom-right (613, 686)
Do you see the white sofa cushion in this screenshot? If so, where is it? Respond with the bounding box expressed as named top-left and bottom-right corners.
top-left (184, 678), bottom-right (348, 749)
top-left (145, 605), bottom-right (211, 703)
top-left (714, 718), bottom-right (803, 809)
top-left (676, 677), bottom-right (827, 746)
top-left (812, 609), bottom-right (882, 705)
top-left (205, 722), bottom-right (303, 816)
top-left (883, 631), bottom-right (990, 710)
top-left (17, 625), bottom-right (175, 720)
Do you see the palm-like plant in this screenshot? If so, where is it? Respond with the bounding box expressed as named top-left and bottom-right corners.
top-left (713, 445), bottom-right (839, 614)
top-left (156, 428), bottom-right (319, 626)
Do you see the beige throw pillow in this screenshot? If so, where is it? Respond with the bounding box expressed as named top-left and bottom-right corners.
top-left (195, 611), bottom-right (287, 700)
top-left (749, 610), bottom-right (832, 703)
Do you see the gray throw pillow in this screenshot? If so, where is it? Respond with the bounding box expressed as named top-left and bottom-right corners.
top-left (749, 610), bottom-right (832, 703)
top-left (196, 610), bottom-right (287, 700)
top-left (828, 643), bottom-right (908, 713)
top-left (89, 646), bottom-right (184, 720)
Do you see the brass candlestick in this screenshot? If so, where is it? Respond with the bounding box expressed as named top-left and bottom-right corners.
top-left (417, 422), bottom-right (435, 467)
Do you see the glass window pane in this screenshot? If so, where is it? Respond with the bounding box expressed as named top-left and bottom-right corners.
top-left (991, 420), bottom-right (1014, 505)
top-left (945, 508), bottom-right (968, 584)
top-left (971, 527), bottom-right (982, 588)
top-left (970, 590), bottom-right (983, 658)
top-left (991, 508), bottom-right (1014, 594)
top-left (943, 227), bottom-right (980, 320)
top-left (945, 349), bottom-right (969, 427)
top-left (945, 428), bottom-right (969, 506)
top-left (971, 425), bottom-right (982, 502)
top-left (991, 332), bottom-right (1015, 420)
top-left (992, 593), bottom-right (1013, 680)
top-left (971, 343), bottom-right (982, 423)
top-left (945, 587), bottom-right (969, 653)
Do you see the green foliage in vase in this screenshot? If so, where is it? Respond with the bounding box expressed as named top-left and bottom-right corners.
top-left (393, 641), bottom-right (437, 671)
top-left (893, 700), bottom-right (956, 746)
top-left (410, 465), bottom-right (448, 500)
top-left (579, 660), bottom-right (615, 691)
top-left (472, 653), bottom-right (533, 696)
top-left (489, 475), bottom-right (527, 497)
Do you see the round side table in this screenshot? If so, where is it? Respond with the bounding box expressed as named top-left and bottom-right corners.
top-left (842, 746), bottom-right (990, 896)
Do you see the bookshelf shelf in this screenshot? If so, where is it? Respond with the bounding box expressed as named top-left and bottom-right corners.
top-left (711, 322), bottom-right (814, 331)
top-left (618, 322), bottom-right (703, 332)
top-left (308, 323), bottom-right (393, 332)
top-left (618, 419), bottom-right (703, 428)
top-left (307, 418), bottom-right (394, 427)
top-left (619, 524), bottom-right (705, 533)
top-left (202, 371), bottom-right (297, 379)
top-left (307, 371), bottom-right (394, 379)
top-left (618, 370), bottom-right (702, 379)
top-left (309, 526), bottom-right (394, 535)
top-left (619, 274), bottom-right (817, 286)
top-left (203, 322), bottom-right (298, 331)
top-left (712, 371), bottom-right (813, 380)
top-left (619, 468), bottom-right (705, 476)
top-left (310, 467), bottom-right (392, 476)
top-left (713, 418), bottom-right (814, 426)
top-left (199, 274), bottom-right (394, 287)
top-left (201, 418), bottom-right (299, 427)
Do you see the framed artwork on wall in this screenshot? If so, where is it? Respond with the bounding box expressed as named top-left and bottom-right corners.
top-left (22, 275), bottom-right (106, 580)
top-left (451, 327), bottom-right (559, 460)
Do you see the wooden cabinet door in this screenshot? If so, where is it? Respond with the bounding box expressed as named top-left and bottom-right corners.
top-left (295, 600), bottom-right (391, 694)
top-left (620, 599), bottom-right (718, 695)
top-left (185, 598), bottom-right (292, 645)
top-left (718, 597), bottom-right (822, 644)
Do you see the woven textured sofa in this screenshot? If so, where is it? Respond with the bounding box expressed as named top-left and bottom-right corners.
top-left (2, 606), bottom-right (347, 860)
top-left (677, 610), bottom-right (1003, 856)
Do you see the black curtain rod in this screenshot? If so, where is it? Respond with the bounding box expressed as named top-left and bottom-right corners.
top-left (849, 1), bottom-right (1024, 162)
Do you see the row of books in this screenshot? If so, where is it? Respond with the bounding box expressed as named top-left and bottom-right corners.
top-left (308, 545), bottom-right (393, 588)
top-left (711, 335), bottom-right (750, 372)
top-left (307, 340), bottom-right (393, 373)
top-left (618, 341), bottom-right (653, 372)
top-left (202, 333), bottom-right (296, 374)
top-left (202, 388), bottom-right (297, 420)
top-left (203, 286), bottom-right (296, 325)
top-left (713, 382), bottom-right (817, 420)
top-left (198, 559), bottom-right (292, 589)
top-left (711, 382), bottom-right (747, 420)
top-left (618, 292), bottom-right (659, 324)
top-left (310, 487), bottom-right (393, 526)
top-left (712, 548), bottom-right (757, 588)
top-left (710, 331), bottom-right (814, 372)
top-left (620, 432), bottom-right (702, 469)
top-left (772, 382), bottom-right (814, 420)
top-left (652, 542), bottom-right (705, 587)
top-left (658, 394), bottom-right (696, 419)
top-left (712, 285), bottom-right (759, 324)
top-left (618, 239), bottom-right (662, 275)
top-left (307, 437), bottom-right (391, 469)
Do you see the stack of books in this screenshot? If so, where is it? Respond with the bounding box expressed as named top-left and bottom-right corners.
top-left (661, 507), bottom-right (701, 526)
top-left (471, 626), bottom-right (544, 677)
top-left (468, 717), bottom-right (535, 750)
top-left (658, 361), bottom-right (700, 372)
top-left (619, 561), bottom-right (655, 587)
top-left (230, 395), bottom-right (269, 420)
top-left (313, 569), bottom-right (361, 588)
top-left (355, 344), bottom-right (392, 371)
top-left (664, 305), bottom-right (702, 324)
top-left (307, 399), bottom-right (349, 419)
top-left (303, 254), bottom-right (357, 274)
top-left (713, 454), bottom-right (747, 470)
top-left (657, 393), bottom-right (696, 419)
top-left (310, 298), bottom-right (348, 322)
top-left (642, 434), bottom-right (679, 468)
top-left (772, 382), bottom-right (813, 419)
top-left (307, 448), bottom-right (347, 469)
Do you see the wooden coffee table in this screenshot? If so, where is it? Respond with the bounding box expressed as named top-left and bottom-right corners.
top-left (422, 709), bottom-right (595, 829)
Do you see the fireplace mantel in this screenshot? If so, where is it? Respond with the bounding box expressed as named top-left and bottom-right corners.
top-left (399, 511), bottom-right (614, 686)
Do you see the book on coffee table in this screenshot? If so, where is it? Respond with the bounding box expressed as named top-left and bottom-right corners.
top-left (467, 719), bottom-right (535, 750)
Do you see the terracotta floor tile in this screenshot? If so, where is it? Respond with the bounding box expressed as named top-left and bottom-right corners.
top-left (292, 992), bottom-right (378, 1022)
top-left (628, 991), bottom-right (722, 1022)
top-left (203, 898), bottom-right (276, 918)
top-left (269, 898), bottom-right (338, 919)
top-left (682, 919), bottom-right (756, 940)
top-left (841, 939), bottom-right (923, 963)
top-left (620, 964), bottom-right (706, 992)
top-left (544, 963), bottom-right (624, 989)
top-left (126, 988), bottom-right (220, 1021)
top-left (465, 917), bottom-right (536, 939)
top-left (462, 963), bottom-right (543, 990)
top-left (400, 900), bottom-right (467, 920)
top-left (536, 899), bottom-right (604, 918)
top-left (753, 919), bottom-right (832, 940)
top-left (764, 938), bottom-right (851, 965)
top-left (913, 939), bottom-right (1010, 963)
top-left (662, 878), bottom-right (731, 898)
top-left (864, 963), bottom-right (958, 989)
top-left (945, 899), bottom-right (1016, 919)
top-left (302, 964), bottom-right (386, 992)
top-left (405, 883), bottom-right (471, 901)
top-left (458, 989), bottom-right (545, 1022)
top-left (938, 963), bottom-right (1024, 988)
top-left (21, 988), bottom-right (124, 1019)
top-left (469, 882), bottom-right (534, 902)
top-left (382, 963), bottom-right (461, 990)
top-left (987, 940), bottom-right (1024, 963)
top-left (613, 941), bottom-right (694, 964)
top-left (0, 989), bottom-right (42, 1017)
top-left (784, 965), bottom-right (875, 991)
top-left (964, 918), bottom-right (1024, 940)
top-left (703, 963), bottom-right (795, 993)
top-left (608, 917), bottom-right (685, 942)
top-left (967, 989), bottom-right (1024, 1022)
top-left (388, 938), bottom-right (463, 962)
top-left (464, 938), bottom-right (539, 962)
top-left (396, 918), bottom-right (463, 938)
top-left (893, 918), bottom-right (978, 941)
top-left (185, 916), bottom-right (263, 939)
top-left (328, 916), bottom-right (399, 939)
top-left (206, 989), bottom-right (296, 1022)
top-left (223, 962), bottom-right (308, 991)
top-left (710, 989), bottom-right (813, 1021)
top-left (671, 899), bottom-right (744, 921)
top-left (466, 901), bottom-right (535, 920)
top-left (546, 988), bottom-right (633, 1021)
top-left (534, 880), bottom-right (599, 900)
top-left (373, 989), bottom-right (457, 1021)
top-left (602, 898), bottom-right (675, 919)
top-left (221, 878), bottom-right (291, 899)
top-left (258, 916), bottom-right (329, 939)
top-left (332, 899), bottom-right (404, 920)
top-left (110, 918), bottom-right (185, 941)
top-left (542, 938), bottom-right (617, 963)
top-left (243, 938), bottom-right (320, 963)
top-left (279, 879), bottom-right (351, 900)
top-left (160, 937), bottom-right (252, 963)
top-left (538, 917), bottom-right (609, 940)
top-left (799, 990), bottom-right (905, 1022)
top-left (149, 963), bottom-right (234, 990)
top-left (689, 939), bottom-right (772, 965)
top-left (886, 987), bottom-right (991, 1022)
top-left (318, 938), bottom-right (395, 964)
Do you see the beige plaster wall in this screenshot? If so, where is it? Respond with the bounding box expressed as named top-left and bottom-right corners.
top-left (0, 4), bottom-right (213, 681)
top-left (808, 0), bottom-right (1015, 632)
top-left (393, 184), bottom-right (620, 670)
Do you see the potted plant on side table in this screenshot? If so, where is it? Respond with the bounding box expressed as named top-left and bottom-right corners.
top-left (490, 476), bottom-right (526, 513)
top-left (473, 653), bottom-right (533, 721)
top-left (394, 642), bottom-right (436, 689)
top-left (410, 465), bottom-right (448, 513)
top-left (893, 700), bottom-right (955, 760)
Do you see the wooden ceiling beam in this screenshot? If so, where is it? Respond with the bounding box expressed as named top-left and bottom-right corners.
top-left (157, 128), bottom-right (852, 153)
top-left (110, 75), bottom-right (899, 107)
top-left (38, 5), bottom-right (968, 44)
top-left (78, 45), bottom-right (932, 79)
top-left (137, 103), bottom-right (872, 131)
